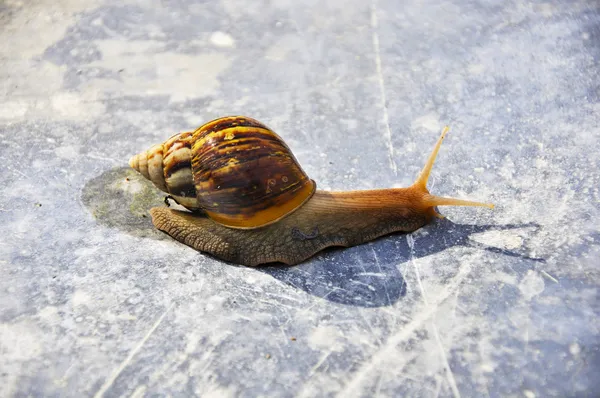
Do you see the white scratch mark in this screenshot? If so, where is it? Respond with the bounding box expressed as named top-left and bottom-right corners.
top-left (55, 361), bottom-right (75, 387)
top-left (286, 288), bottom-right (341, 325)
top-left (370, 0), bottom-right (397, 175)
top-left (375, 373), bottom-right (384, 397)
top-left (392, 241), bottom-right (412, 295)
top-left (309, 350), bottom-right (332, 376)
top-left (87, 153), bottom-right (122, 164)
top-left (351, 280), bottom-right (376, 290)
top-left (6, 163), bottom-right (52, 185)
top-left (258, 298), bottom-right (297, 310)
top-left (129, 384), bottom-right (147, 398)
top-left (295, 350), bottom-right (333, 398)
top-left (524, 323), bottom-right (530, 354)
top-left (427, 307), bottom-right (461, 398)
top-left (198, 331), bottom-right (233, 375)
top-left (358, 310), bottom-right (382, 348)
top-left (407, 235), bottom-right (461, 398)
top-left (94, 304), bottom-right (174, 398)
top-left (198, 345), bottom-right (219, 375)
top-left (264, 292), bottom-right (303, 303)
top-left (452, 290), bottom-right (459, 319)
top-left (6, 164), bottom-right (29, 180)
top-left (279, 324), bottom-right (288, 342)
top-left (7, 163), bottom-right (54, 185)
top-left (371, 246), bottom-right (392, 306)
top-left (235, 284), bottom-right (265, 294)
top-left (356, 272), bottom-right (385, 277)
top-left (540, 270), bottom-right (558, 283)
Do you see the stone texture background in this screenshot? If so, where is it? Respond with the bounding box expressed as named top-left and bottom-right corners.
top-left (1, 0), bottom-right (598, 396)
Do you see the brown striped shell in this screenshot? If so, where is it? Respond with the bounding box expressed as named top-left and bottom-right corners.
top-left (129, 116), bottom-right (316, 229)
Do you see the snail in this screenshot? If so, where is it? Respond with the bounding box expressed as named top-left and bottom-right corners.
top-left (129, 116), bottom-right (493, 266)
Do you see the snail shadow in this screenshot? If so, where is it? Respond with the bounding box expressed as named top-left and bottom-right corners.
top-left (257, 218), bottom-right (545, 308)
top-left (82, 167), bottom-right (545, 309)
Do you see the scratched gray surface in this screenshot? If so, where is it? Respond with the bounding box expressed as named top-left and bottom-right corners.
top-left (1, 0), bottom-right (599, 397)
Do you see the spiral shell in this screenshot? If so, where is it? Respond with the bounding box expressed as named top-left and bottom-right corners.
top-left (129, 131), bottom-right (199, 211)
top-left (129, 116), bottom-right (316, 229)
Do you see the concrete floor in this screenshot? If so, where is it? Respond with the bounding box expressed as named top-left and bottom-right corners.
top-left (1, 0), bottom-right (599, 396)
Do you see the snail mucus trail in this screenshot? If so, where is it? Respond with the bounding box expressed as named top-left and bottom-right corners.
top-left (129, 116), bottom-right (494, 266)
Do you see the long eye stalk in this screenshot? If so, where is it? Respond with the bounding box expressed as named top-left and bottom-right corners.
top-left (413, 126), bottom-right (494, 210)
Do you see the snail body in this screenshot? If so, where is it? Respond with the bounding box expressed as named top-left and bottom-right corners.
top-left (130, 116), bottom-right (493, 266)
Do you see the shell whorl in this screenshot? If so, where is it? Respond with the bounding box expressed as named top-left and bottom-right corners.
top-left (129, 131), bottom-right (200, 210)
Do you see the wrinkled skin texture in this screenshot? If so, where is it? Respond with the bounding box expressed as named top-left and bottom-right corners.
top-left (151, 189), bottom-right (431, 266)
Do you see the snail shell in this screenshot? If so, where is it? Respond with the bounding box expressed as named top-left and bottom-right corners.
top-left (130, 116), bottom-right (316, 229)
